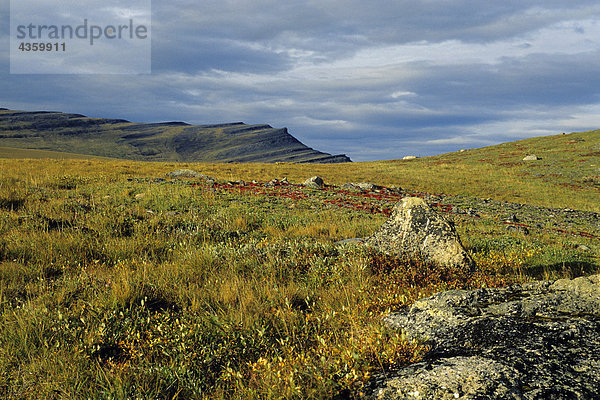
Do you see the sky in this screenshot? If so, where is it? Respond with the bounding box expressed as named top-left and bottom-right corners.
top-left (2, 1), bottom-right (600, 161)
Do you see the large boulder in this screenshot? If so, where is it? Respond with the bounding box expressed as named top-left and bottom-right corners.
top-left (365, 197), bottom-right (474, 270)
top-left (368, 274), bottom-right (600, 399)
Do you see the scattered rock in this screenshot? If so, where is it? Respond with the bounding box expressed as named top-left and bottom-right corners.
top-left (370, 275), bottom-right (600, 400)
top-left (365, 197), bottom-right (475, 270)
top-left (166, 169), bottom-right (215, 183)
top-left (506, 224), bottom-right (529, 235)
top-left (166, 169), bottom-right (203, 178)
top-left (303, 176), bottom-right (324, 189)
top-left (342, 182), bottom-right (381, 192)
top-left (466, 208), bottom-right (479, 217)
top-left (403, 156), bottom-right (418, 160)
top-left (266, 177), bottom-right (289, 185)
top-left (523, 155), bottom-right (540, 161)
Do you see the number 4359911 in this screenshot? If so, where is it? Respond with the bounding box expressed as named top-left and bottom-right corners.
top-left (18, 42), bottom-right (66, 52)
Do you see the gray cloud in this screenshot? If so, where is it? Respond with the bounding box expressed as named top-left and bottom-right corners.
top-left (2, 0), bottom-right (600, 160)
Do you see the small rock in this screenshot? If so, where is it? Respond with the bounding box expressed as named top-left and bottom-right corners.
top-left (506, 214), bottom-right (519, 223)
top-left (166, 169), bottom-right (215, 184)
top-left (403, 155), bottom-right (418, 160)
top-left (523, 155), bottom-right (540, 161)
top-left (466, 208), bottom-right (479, 217)
top-left (342, 182), bottom-right (381, 191)
top-left (577, 245), bottom-right (591, 252)
top-left (506, 225), bottom-right (529, 235)
top-left (303, 176), bottom-right (324, 189)
top-left (134, 193), bottom-right (146, 199)
top-left (166, 169), bottom-right (203, 178)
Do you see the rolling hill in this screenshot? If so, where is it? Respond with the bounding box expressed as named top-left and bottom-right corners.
top-left (0, 108), bottom-right (351, 163)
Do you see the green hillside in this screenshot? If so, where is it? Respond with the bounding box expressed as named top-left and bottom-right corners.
top-left (0, 109), bottom-right (351, 163)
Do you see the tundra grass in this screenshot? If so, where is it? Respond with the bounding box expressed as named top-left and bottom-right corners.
top-left (0, 158), bottom-right (598, 399)
top-left (2, 128), bottom-right (599, 211)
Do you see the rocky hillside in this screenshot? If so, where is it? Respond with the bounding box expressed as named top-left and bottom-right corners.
top-left (0, 109), bottom-right (351, 163)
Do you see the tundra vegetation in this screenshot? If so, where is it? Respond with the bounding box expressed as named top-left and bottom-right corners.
top-left (0, 129), bottom-right (599, 399)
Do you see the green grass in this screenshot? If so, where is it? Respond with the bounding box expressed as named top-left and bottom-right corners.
top-left (4, 128), bottom-right (597, 210)
top-left (0, 131), bottom-right (600, 399)
top-left (0, 130), bottom-right (599, 398)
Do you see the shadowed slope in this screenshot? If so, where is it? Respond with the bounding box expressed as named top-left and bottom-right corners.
top-left (0, 109), bottom-right (351, 163)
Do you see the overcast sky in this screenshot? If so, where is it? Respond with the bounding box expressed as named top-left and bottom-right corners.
top-left (2, 1), bottom-right (600, 161)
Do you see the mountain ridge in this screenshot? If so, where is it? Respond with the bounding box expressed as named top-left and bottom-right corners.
top-left (0, 109), bottom-right (351, 163)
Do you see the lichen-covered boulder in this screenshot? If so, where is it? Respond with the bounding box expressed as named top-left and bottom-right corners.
top-left (368, 275), bottom-right (600, 399)
top-left (365, 197), bottom-right (475, 270)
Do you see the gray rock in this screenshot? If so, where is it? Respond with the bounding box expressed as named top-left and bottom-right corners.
top-left (523, 154), bottom-right (540, 161)
top-left (342, 182), bottom-right (381, 192)
top-left (166, 169), bottom-right (215, 184)
top-left (403, 155), bottom-right (418, 160)
top-left (506, 224), bottom-right (529, 234)
top-left (370, 275), bottom-right (600, 399)
top-left (303, 176), bottom-right (324, 189)
top-left (365, 197), bottom-right (475, 270)
top-left (166, 169), bottom-right (202, 178)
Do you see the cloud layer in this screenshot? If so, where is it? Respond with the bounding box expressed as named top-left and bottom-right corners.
top-left (2, 1), bottom-right (600, 160)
